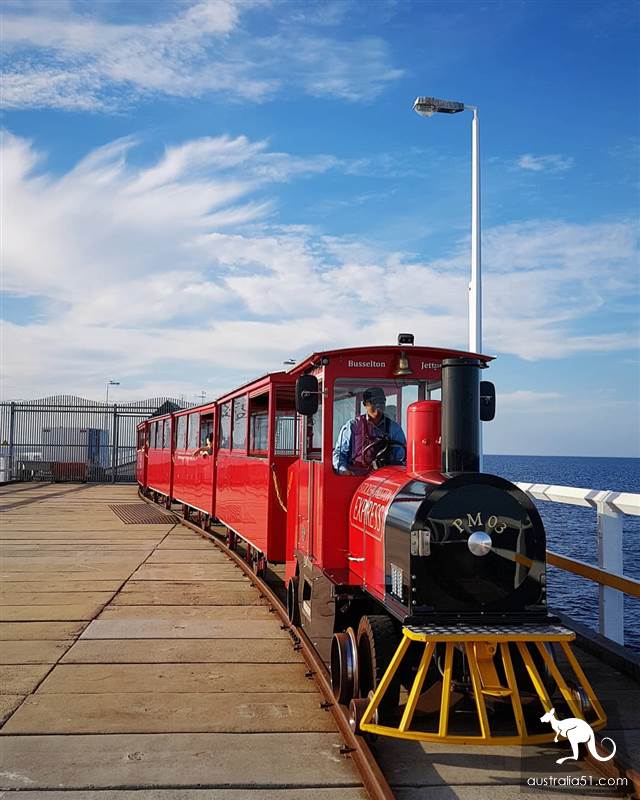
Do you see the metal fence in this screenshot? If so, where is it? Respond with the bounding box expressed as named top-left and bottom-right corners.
top-left (0, 396), bottom-right (193, 484)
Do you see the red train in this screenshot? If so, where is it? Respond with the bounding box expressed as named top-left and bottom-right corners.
top-left (137, 335), bottom-right (605, 744)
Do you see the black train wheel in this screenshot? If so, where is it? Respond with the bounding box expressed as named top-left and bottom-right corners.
top-left (356, 615), bottom-right (400, 719)
top-left (287, 576), bottom-right (300, 625)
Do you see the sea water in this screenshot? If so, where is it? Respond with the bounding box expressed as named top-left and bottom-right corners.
top-left (485, 455), bottom-right (640, 652)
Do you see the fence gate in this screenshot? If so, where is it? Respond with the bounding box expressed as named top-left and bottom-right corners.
top-left (0, 395), bottom-right (191, 484)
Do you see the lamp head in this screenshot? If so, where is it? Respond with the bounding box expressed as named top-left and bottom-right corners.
top-left (413, 96), bottom-right (465, 117)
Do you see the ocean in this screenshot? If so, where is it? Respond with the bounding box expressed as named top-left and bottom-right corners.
top-left (484, 455), bottom-right (640, 653)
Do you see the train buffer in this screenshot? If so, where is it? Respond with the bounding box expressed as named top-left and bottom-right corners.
top-left (0, 482), bottom-right (638, 799)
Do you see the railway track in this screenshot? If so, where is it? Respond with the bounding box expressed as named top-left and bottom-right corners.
top-left (139, 489), bottom-right (395, 800)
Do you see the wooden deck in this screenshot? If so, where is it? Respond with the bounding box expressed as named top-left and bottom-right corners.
top-left (0, 483), bottom-right (366, 798)
top-left (0, 482), bottom-right (637, 799)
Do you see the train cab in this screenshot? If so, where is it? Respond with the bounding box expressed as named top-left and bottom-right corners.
top-left (285, 338), bottom-right (492, 659)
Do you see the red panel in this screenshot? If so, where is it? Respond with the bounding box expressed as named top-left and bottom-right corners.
top-left (172, 448), bottom-right (214, 515)
top-left (349, 467), bottom-right (410, 600)
top-left (215, 453), bottom-right (275, 557)
top-left (147, 447), bottom-right (171, 496)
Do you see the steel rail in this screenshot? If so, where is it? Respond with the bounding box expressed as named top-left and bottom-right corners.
top-left (138, 489), bottom-right (395, 800)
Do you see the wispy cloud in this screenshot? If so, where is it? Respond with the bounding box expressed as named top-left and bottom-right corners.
top-left (1, 1), bottom-right (403, 111)
top-left (2, 131), bottom-right (638, 399)
top-left (516, 154), bottom-right (575, 173)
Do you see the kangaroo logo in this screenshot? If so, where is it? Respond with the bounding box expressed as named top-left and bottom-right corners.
top-left (540, 708), bottom-right (616, 765)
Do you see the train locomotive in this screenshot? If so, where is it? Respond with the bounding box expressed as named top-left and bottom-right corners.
top-left (137, 336), bottom-right (606, 745)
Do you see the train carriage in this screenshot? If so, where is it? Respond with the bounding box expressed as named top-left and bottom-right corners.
top-left (144, 413), bottom-right (173, 501)
top-left (213, 372), bottom-right (297, 569)
top-left (172, 402), bottom-right (217, 518)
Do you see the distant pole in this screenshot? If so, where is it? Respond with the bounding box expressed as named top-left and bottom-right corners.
top-left (105, 380), bottom-right (120, 405)
top-left (195, 391), bottom-right (207, 404)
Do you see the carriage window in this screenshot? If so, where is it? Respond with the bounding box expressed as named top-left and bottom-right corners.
top-left (187, 413), bottom-right (200, 450)
top-left (219, 403), bottom-right (231, 449)
top-left (151, 421), bottom-right (159, 449)
top-left (175, 416), bottom-right (187, 449)
top-left (249, 393), bottom-right (269, 456)
top-left (200, 414), bottom-right (214, 447)
top-left (303, 379), bottom-right (322, 462)
top-left (232, 396), bottom-right (247, 451)
top-left (275, 384), bottom-right (297, 455)
top-left (137, 429), bottom-right (145, 449)
top-left (162, 419), bottom-right (171, 449)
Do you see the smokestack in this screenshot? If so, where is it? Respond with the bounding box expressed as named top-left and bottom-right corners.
top-left (441, 357), bottom-right (480, 473)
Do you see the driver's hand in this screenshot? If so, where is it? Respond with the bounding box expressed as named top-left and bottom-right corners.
top-left (339, 467), bottom-right (353, 476)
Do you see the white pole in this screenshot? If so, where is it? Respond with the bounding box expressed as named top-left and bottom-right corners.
top-left (467, 106), bottom-right (481, 354)
top-left (466, 106), bottom-right (482, 469)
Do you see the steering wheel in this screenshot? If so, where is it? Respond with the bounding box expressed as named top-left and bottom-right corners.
top-left (361, 436), bottom-right (407, 469)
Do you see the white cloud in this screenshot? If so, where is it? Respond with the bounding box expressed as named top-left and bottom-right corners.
top-left (516, 154), bottom-right (575, 173)
top-left (2, 131), bottom-right (638, 400)
top-left (1, 1), bottom-right (403, 111)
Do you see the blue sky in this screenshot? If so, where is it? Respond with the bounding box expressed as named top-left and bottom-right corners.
top-left (1, 0), bottom-right (638, 457)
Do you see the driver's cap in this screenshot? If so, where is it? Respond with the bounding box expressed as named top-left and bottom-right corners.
top-left (363, 387), bottom-right (386, 406)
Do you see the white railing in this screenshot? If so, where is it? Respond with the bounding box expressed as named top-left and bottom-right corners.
top-left (516, 483), bottom-right (640, 646)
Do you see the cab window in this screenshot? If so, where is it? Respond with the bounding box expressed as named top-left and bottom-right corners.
top-left (332, 378), bottom-right (433, 475)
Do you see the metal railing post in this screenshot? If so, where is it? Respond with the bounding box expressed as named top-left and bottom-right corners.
top-left (112, 405), bottom-right (119, 484)
top-left (597, 496), bottom-right (624, 644)
top-left (110, 404), bottom-right (117, 483)
top-left (8, 402), bottom-right (16, 481)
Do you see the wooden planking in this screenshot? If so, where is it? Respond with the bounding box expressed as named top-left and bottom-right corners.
top-left (36, 663), bottom-right (317, 694)
top-left (0, 733), bottom-right (363, 790)
top-left (0, 482), bottom-right (364, 796)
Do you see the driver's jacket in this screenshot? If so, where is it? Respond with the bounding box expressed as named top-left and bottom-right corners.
top-left (332, 414), bottom-right (406, 474)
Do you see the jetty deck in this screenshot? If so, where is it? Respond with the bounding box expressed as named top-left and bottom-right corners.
top-left (0, 483), bottom-right (637, 798)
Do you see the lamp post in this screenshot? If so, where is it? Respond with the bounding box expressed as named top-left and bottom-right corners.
top-left (105, 380), bottom-right (120, 405)
top-left (413, 96), bottom-right (482, 354)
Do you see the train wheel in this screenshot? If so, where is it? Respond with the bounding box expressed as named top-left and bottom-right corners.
top-left (566, 679), bottom-right (595, 720)
top-left (349, 691), bottom-right (378, 738)
top-left (331, 627), bottom-right (358, 704)
top-left (252, 551), bottom-right (267, 579)
top-left (356, 615), bottom-right (400, 718)
top-left (287, 576), bottom-right (300, 625)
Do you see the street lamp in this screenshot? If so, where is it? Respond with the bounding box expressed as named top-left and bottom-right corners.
top-left (105, 380), bottom-right (120, 405)
top-left (413, 96), bottom-right (482, 355)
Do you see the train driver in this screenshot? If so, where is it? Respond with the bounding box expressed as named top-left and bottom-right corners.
top-left (333, 387), bottom-right (406, 475)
